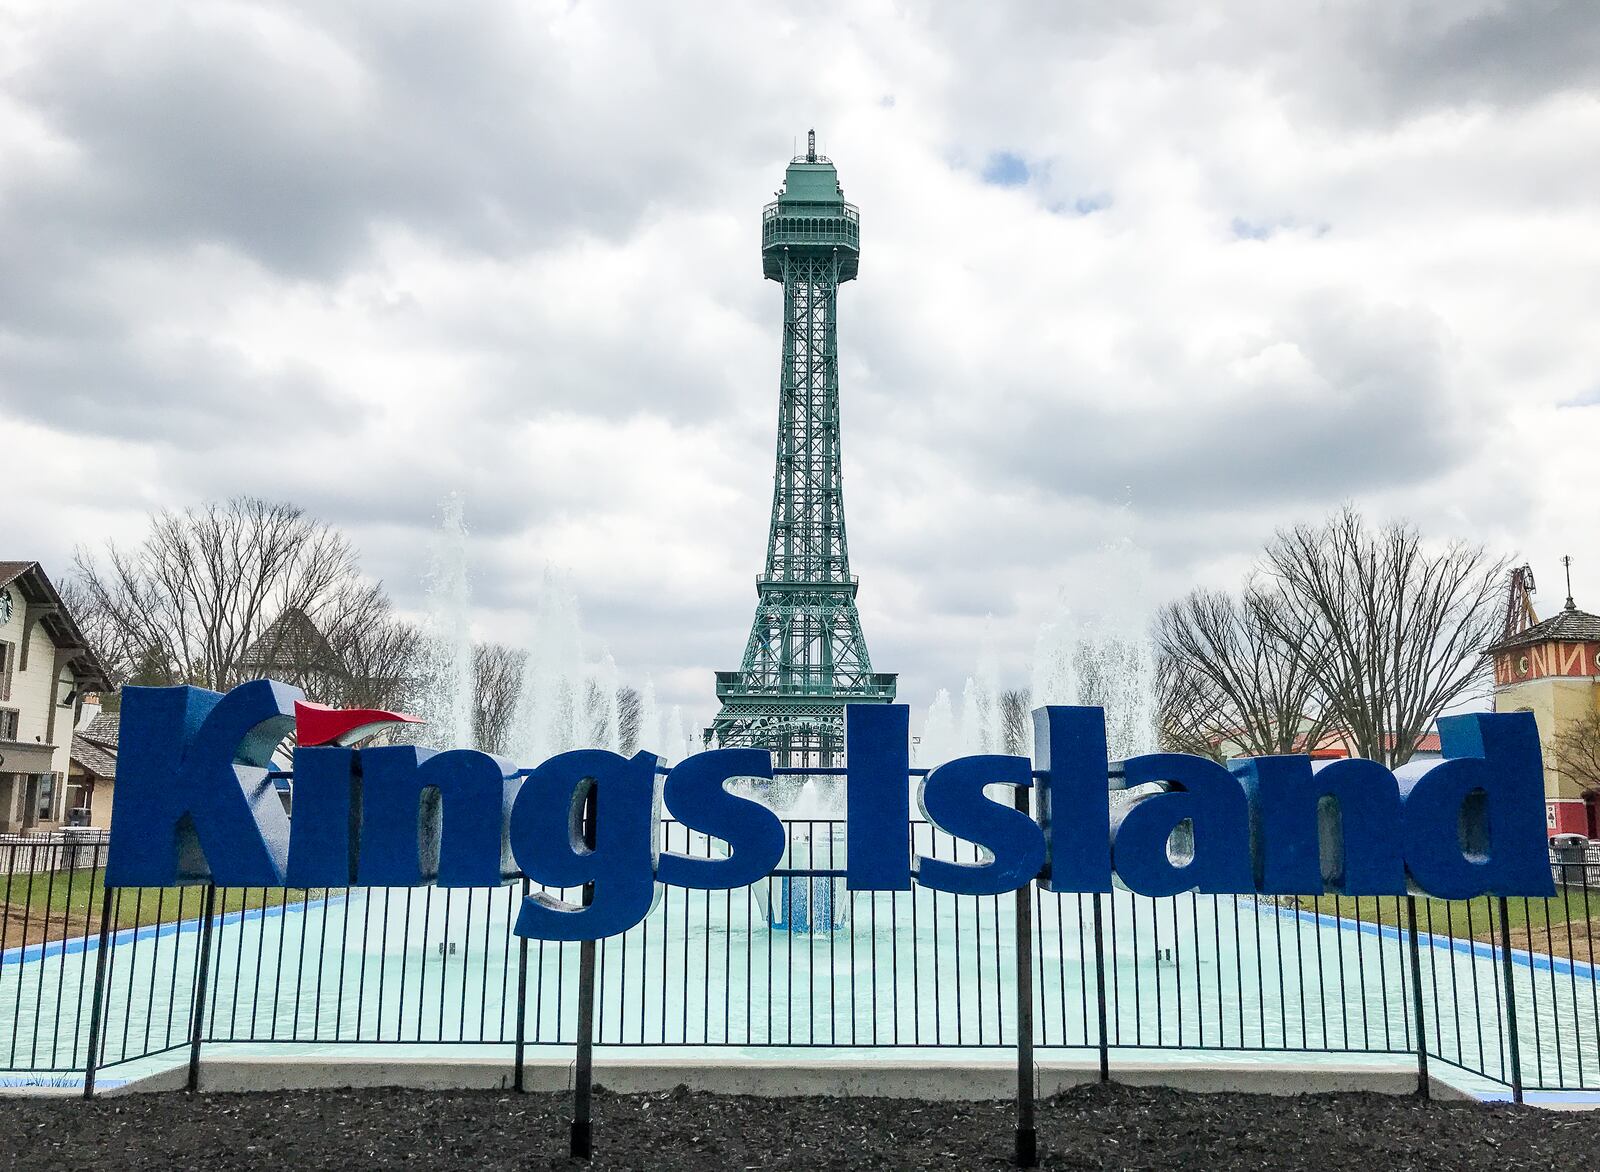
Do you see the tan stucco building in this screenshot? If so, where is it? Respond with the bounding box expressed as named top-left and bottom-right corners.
top-left (1487, 597), bottom-right (1600, 837)
top-left (0, 562), bottom-right (108, 833)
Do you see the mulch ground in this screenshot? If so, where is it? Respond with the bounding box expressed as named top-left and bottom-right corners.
top-left (0, 1082), bottom-right (1592, 1170)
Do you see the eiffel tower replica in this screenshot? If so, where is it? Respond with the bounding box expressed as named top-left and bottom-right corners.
top-left (708, 132), bottom-right (897, 767)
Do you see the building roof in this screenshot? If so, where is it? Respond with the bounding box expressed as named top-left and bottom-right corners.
top-left (1485, 601), bottom-right (1600, 653)
top-left (0, 561), bottom-right (108, 689)
top-left (0, 561), bottom-right (36, 590)
top-left (70, 732), bottom-right (116, 779)
top-left (239, 606), bottom-right (339, 675)
top-left (71, 711), bottom-right (119, 781)
top-left (80, 711), bottom-right (119, 748)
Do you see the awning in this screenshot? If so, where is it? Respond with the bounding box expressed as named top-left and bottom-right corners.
top-left (0, 742), bottom-right (57, 775)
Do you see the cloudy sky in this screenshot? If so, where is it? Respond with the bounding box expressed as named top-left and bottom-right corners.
top-left (3, 0), bottom-right (1597, 727)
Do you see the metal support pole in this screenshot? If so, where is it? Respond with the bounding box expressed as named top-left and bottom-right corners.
top-left (81, 886), bottom-right (115, 1099)
top-left (187, 883), bottom-right (218, 1093)
top-left (571, 783), bottom-right (598, 1160)
top-left (1091, 892), bottom-right (1109, 1083)
top-left (571, 938), bottom-right (597, 1159)
top-left (1404, 896), bottom-right (1431, 1098)
top-left (1496, 896), bottom-right (1524, 1103)
top-left (1013, 787), bottom-right (1036, 1168)
top-left (514, 876), bottom-right (530, 1093)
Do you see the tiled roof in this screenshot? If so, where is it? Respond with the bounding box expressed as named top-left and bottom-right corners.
top-left (0, 561), bottom-right (35, 590)
top-left (81, 711), bottom-right (120, 748)
top-left (70, 731), bottom-right (116, 779)
top-left (1487, 603), bottom-right (1600, 653)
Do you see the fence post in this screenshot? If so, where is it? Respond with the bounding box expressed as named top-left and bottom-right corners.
top-left (1496, 896), bottom-right (1524, 1103)
top-left (1404, 896), bottom-right (1431, 1098)
top-left (1091, 892), bottom-right (1109, 1083)
top-left (571, 783), bottom-right (598, 1161)
top-left (514, 876), bottom-right (530, 1092)
top-left (1013, 787), bottom-right (1036, 1168)
top-left (186, 884), bottom-right (218, 1093)
top-left (81, 886), bottom-right (115, 1099)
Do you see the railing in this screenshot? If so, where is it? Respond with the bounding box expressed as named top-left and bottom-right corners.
top-left (1, 802), bottom-right (1596, 1101)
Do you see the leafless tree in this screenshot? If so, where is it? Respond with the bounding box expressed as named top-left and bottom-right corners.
top-left (71, 497), bottom-right (406, 702)
top-left (473, 642), bottom-right (525, 755)
top-left (1156, 588), bottom-right (1332, 759)
top-left (1257, 506), bottom-right (1508, 768)
top-left (999, 688), bottom-right (1031, 755)
top-left (1154, 648), bottom-right (1226, 760)
top-left (1552, 713), bottom-right (1600, 796)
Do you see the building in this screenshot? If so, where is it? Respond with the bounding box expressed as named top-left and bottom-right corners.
top-left (68, 700), bottom-right (118, 829)
top-left (1487, 589), bottom-right (1600, 837)
top-left (0, 562), bottom-right (108, 833)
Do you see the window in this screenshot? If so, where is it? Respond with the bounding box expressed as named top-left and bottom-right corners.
top-left (36, 772), bottom-right (56, 821)
top-left (0, 708), bottom-right (17, 740)
top-left (0, 640), bottom-right (13, 702)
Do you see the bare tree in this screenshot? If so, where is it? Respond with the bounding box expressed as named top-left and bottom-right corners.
top-left (1156, 588), bottom-right (1331, 759)
top-left (1258, 506), bottom-right (1508, 768)
top-left (1552, 713), bottom-right (1600, 796)
top-left (1155, 648), bottom-right (1226, 760)
top-left (72, 497), bottom-right (404, 700)
top-left (473, 642), bottom-right (525, 755)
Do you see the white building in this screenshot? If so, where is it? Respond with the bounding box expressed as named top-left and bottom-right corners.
top-left (0, 562), bottom-right (108, 833)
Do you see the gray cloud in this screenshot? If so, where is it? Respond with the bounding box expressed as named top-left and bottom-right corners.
top-left (2, 0), bottom-right (1597, 720)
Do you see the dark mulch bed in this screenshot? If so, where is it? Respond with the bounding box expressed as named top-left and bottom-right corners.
top-left (0, 1083), bottom-right (1592, 1170)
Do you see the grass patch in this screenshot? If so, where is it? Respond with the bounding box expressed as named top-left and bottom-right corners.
top-left (2, 869), bottom-right (322, 941)
top-left (1291, 890), bottom-right (1597, 943)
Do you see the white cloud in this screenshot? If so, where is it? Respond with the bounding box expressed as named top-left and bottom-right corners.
top-left (2, 0), bottom-right (1597, 731)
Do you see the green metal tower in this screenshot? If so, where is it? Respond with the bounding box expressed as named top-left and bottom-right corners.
top-left (708, 132), bottom-right (897, 766)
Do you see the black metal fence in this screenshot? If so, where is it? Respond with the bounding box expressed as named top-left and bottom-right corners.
top-left (2, 818), bottom-right (1597, 1101)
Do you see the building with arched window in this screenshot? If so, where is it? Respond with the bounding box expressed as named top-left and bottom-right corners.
top-left (1487, 591), bottom-right (1600, 836)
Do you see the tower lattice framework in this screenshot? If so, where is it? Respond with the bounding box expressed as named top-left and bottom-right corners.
top-left (708, 133), bottom-right (896, 766)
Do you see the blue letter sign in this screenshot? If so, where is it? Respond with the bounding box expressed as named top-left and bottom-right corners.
top-left (106, 682), bottom-right (1556, 941)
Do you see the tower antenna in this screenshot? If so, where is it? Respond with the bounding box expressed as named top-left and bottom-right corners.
top-left (1564, 554), bottom-right (1576, 610)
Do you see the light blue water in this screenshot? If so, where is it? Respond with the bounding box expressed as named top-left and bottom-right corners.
top-left (3, 877), bottom-right (1595, 1094)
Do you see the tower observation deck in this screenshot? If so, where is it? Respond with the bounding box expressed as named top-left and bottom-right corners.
top-left (707, 132), bottom-right (897, 766)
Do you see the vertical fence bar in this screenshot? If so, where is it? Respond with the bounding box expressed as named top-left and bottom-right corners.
top-left (1013, 787), bottom-right (1036, 1168)
top-left (187, 883), bottom-right (219, 1093)
top-left (81, 886), bottom-right (115, 1099)
top-left (1091, 891), bottom-right (1109, 1083)
top-left (1496, 896), bottom-right (1524, 1103)
top-left (1404, 896), bottom-right (1430, 1097)
top-left (514, 877), bottom-right (530, 1092)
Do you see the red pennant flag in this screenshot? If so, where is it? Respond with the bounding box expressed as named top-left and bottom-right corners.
top-left (295, 701), bottom-right (422, 747)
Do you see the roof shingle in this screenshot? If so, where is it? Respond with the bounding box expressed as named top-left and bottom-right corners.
top-left (1487, 603), bottom-right (1600, 653)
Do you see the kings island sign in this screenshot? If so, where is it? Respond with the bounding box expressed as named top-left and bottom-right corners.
top-left (104, 679), bottom-right (1555, 941)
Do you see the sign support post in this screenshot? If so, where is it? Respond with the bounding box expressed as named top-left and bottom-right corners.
top-left (1091, 892), bottom-right (1109, 1083)
top-left (187, 883), bottom-right (218, 1093)
top-left (1404, 896), bottom-right (1431, 1098)
top-left (1013, 787), bottom-right (1037, 1168)
top-left (571, 785), bottom-right (598, 1160)
top-left (514, 876), bottom-right (530, 1092)
top-left (81, 886), bottom-right (115, 1099)
top-left (1496, 896), bottom-right (1525, 1103)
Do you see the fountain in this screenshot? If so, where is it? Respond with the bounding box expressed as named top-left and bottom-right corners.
top-left (414, 493), bottom-right (476, 750)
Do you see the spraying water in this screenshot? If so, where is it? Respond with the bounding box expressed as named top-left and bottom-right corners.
top-left (414, 494), bottom-right (476, 750)
top-left (919, 540), bottom-right (1159, 764)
